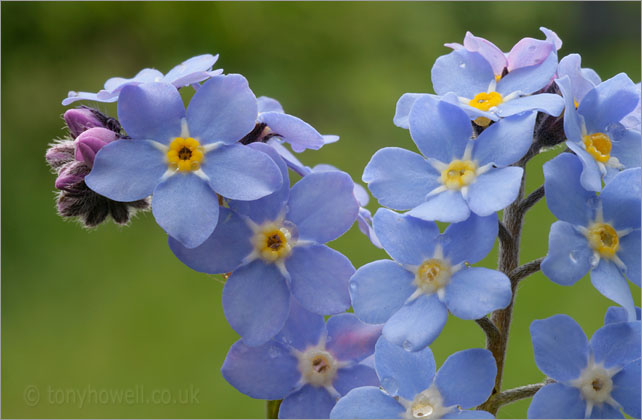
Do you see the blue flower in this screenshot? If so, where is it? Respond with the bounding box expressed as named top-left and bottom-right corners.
top-left (349, 208), bottom-right (510, 351)
top-left (541, 153), bottom-right (640, 320)
top-left (62, 54), bottom-right (223, 105)
top-left (331, 338), bottom-right (496, 419)
top-left (170, 146), bottom-right (359, 345)
top-left (394, 29), bottom-right (563, 129)
top-left (85, 75), bottom-right (283, 248)
top-left (621, 83), bottom-right (641, 131)
top-left (528, 314), bottom-right (641, 419)
top-left (221, 299), bottom-right (382, 419)
top-left (556, 74), bottom-right (641, 191)
top-left (365, 97), bottom-right (536, 223)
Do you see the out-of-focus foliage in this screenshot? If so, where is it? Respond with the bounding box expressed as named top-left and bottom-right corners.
top-left (2, 2), bottom-right (639, 418)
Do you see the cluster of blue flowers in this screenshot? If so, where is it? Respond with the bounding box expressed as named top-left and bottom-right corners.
top-left (47, 28), bottom-right (640, 419)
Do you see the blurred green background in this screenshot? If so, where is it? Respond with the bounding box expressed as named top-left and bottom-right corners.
top-left (2, 2), bottom-right (640, 418)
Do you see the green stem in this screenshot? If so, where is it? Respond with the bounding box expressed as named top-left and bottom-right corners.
top-left (266, 400), bottom-right (282, 419)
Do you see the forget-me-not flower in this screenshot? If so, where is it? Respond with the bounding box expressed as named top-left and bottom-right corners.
top-left (365, 97), bottom-right (536, 223)
top-left (528, 314), bottom-right (640, 419)
top-left (556, 54), bottom-right (601, 108)
top-left (541, 153), bottom-right (640, 320)
top-left (556, 74), bottom-right (641, 191)
top-left (394, 28), bottom-right (563, 129)
top-left (222, 299), bottom-right (382, 419)
top-left (62, 54), bottom-right (223, 105)
top-left (85, 75), bottom-right (282, 248)
top-left (331, 337), bottom-right (496, 419)
top-left (170, 145), bottom-right (359, 345)
top-left (349, 208), bottom-right (510, 351)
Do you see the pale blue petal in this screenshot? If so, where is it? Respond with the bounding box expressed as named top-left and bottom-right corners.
top-left (279, 385), bottom-right (336, 419)
top-left (275, 298), bottom-right (325, 352)
top-left (530, 314), bottom-right (589, 382)
top-left (589, 403), bottom-right (624, 419)
top-left (117, 83), bottom-right (184, 143)
top-left (257, 96), bottom-right (284, 113)
top-left (543, 153), bottom-right (596, 226)
top-left (431, 50), bottom-right (495, 98)
top-left (601, 167), bottom-right (641, 230)
top-left (152, 174), bottom-right (219, 249)
top-left (566, 141), bottom-right (603, 192)
top-left (462, 31), bottom-right (507, 75)
top-left (259, 111), bottom-right (324, 152)
top-left (619, 232), bottom-right (641, 287)
top-left (394, 93), bottom-right (429, 129)
top-left (363, 147), bottom-right (441, 210)
top-left (350, 260), bottom-right (416, 325)
top-left (330, 387), bottom-right (405, 419)
top-left (221, 339), bottom-right (299, 400)
top-left (382, 294), bottom-right (448, 351)
top-left (202, 143), bottom-right (282, 200)
top-left (495, 93), bottom-right (564, 118)
top-left (604, 306), bottom-right (641, 324)
top-left (612, 359), bottom-right (641, 418)
top-left (168, 208), bottom-right (252, 273)
top-left (326, 314), bottom-right (381, 362)
top-left (62, 91), bottom-right (108, 105)
top-left (609, 126), bottom-right (641, 169)
top-left (590, 259), bottom-right (635, 321)
top-left (222, 261), bottom-right (290, 346)
top-left (541, 221), bottom-right (592, 286)
top-left (333, 365), bottom-right (379, 396)
top-left (85, 139), bottom-right (165, 201)
top-left (497, 52), bottom-right (558, 96)
top-left (163, 54), bottom-right (218, 86)
top-left (186, 74), bottom-right (257, 145)
top-left (442, 213), bottom-right (497, 265)
top-left (506, 35), bottom-right (555, 72)
top-left (555, 76), bottom-right (583, 143)
top-left (445, 268), bottom-right (511, 320)
top-left (579, 73), bottom-right (639, 133)
top-left (409, 96), bottom-right (472, 163)
top-left (466, 167), bottom-right (523, 216)
top-left (374, 335), bottom-right (435, 400)
top-left (373, 208), bottom-right (440, 266)
top-left (473, 111), bottom-right (537, 166)
top-left (436, 349), bottom-right (496, 409)
top-left (558, 54), bottom-right (597, 104)
top-left (221, 340), bottom-right (301, 400)
top-left (227, 142), bottom-right (289, 224)
top-left (407, 190), bottom-right (471, 223)
top-left (104, 68), bottom-right (164, 91)
top-left (286, 244), bottom-right (352, 315)
top-left (590, 322), bottom-right (641, 368)
top-left (286, 171), bottom-right (359, 244)
top-left (527, 383), bottom-right (586, 419)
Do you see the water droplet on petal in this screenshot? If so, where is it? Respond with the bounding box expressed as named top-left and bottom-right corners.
top-left (569, 250), bottom-right (579, 264)
top-left (459, 62), bottom-right (466, 69)
top-left (349, 281), bottom-right (358, 292)
top-left (402, 340), bottom-right (414, 351)
top-left (267, 346), bottom-right (280, 359)
top-left (381, 377), bottom-right (399, 395)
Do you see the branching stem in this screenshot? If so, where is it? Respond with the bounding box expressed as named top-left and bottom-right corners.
top-left (475, 317), bottom-right (500, 348)
top-left (509, 257), bottom-right (544, 284)
top-left (481, 379), bottom-right (554, 413)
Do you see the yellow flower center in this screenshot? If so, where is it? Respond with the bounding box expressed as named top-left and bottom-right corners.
top-left (415, 259), bottom-right (451, 294)
top-left (167, 137), bottom-right (204, 172)
top-left (586, 223), bottom-right (619, 258)
top-left (252, 224), bottom-right (293, 263)
top-left (583, 132), bottom-right (612, 163)
top-left (441, 160), bottom-right (477, 189)
top-left (469, 91), bottom-right (503, 111)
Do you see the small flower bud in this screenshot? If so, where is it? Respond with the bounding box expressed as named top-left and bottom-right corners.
top-left (45, 140), bottom-right (75, 171)
top-left (74, 127), bottom-right (117, 166)
top-left (64, 108), bottom-right (103, 138)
